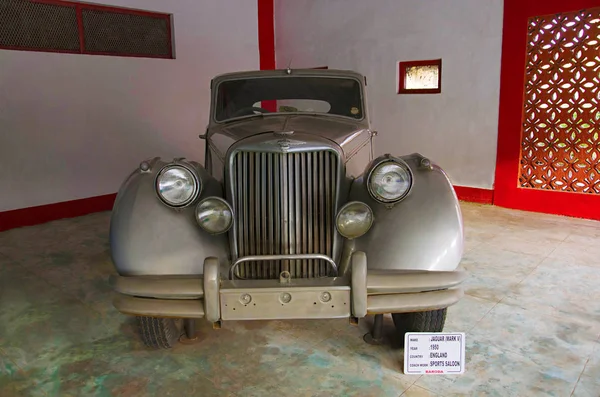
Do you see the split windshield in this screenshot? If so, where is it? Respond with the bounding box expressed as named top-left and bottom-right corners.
top-left (214, 76), bottom-right (363, 122)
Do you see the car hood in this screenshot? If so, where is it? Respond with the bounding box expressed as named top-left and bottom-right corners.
top-left (207, 114), bottom-right (372, 161)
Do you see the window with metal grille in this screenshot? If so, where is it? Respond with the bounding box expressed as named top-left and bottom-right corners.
top-left (0, 0), bottom-right (174, 59)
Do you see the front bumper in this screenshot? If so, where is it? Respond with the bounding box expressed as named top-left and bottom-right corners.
top-left (109, 252), bottom-right (467, 322)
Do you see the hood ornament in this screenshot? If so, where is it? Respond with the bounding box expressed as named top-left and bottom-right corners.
top-left (261, 131), bottom-right (303, 151)
top-left (261, 137), bottom-right (306, 151)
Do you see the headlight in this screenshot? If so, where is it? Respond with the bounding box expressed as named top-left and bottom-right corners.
top-left (367, 160), bottom-right (412, 203)
top-left (156, 165), bottom-right (200, 207)
top-left (195, 197), bottom-right (233, 234)
top-left (336, 201), bottom-right (373, 239)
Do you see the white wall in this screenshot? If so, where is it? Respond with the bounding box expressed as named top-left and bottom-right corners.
top-left (275, 0), bottom-right (503, 189)
top-left (0, 0), bottom-right (259, 211)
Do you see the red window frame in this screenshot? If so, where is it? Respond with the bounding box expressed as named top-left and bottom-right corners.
top-left (0, 0), bottom-right (173, 59)
top-left (398, 59), bottom-right (442, 94)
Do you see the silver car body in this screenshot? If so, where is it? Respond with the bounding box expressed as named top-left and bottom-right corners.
top-left (109, 68), bottom-right (465, 323)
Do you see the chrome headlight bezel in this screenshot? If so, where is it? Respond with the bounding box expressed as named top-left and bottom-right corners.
top-left (195, 197), bottom-right (234, 235)
top-left (366, 158), bottom-right (413, 204)
top-left (155, 163), bottom-right (201, 208)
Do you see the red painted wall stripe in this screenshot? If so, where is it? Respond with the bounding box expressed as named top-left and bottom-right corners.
top-left (258, 0), bottom-right (275, 70)
top-left (258, 0), bottom-right (276, 111)
top-left (453, 186), bottom-right (494, 205)
top-left (0, 194), bottom-right (116, 232)
top-left (0, 184), bottom-right (493, 232)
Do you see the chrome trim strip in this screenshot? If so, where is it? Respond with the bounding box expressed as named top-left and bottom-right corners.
top-left (113, 295), bottom-right (205, 318)
top-left (207, 139), bottom-right (225, 162)
top-left (318, 151), bottom-right (325, 275)
top-left (366, 288), bottom-right (464, 315)
top-left (108, 275), bottom-right (204, 299)
top-left (282, 152), bottom-right (290, 273)
top-left (307, 153), bottom-right (314, 276)
top-left (230, 254), bottom-right (339, 280)
top-left (345, 136), bottom-right (371, 162)
top-left (293, 153), bottom-right (301, 276)
top-left (301, 153), bottom-right (308, 277)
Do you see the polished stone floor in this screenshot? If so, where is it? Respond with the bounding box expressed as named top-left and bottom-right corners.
top-left (0, 202), bottom-right (599, 396)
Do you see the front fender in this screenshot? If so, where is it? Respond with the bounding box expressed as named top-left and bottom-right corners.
top-left (349, 153), bottom-right (463, 272)
top-left (109, 158), bottom-right (229, 276)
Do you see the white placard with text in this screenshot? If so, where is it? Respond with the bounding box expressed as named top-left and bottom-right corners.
top-left (404, 332), bottom-right (466, 375)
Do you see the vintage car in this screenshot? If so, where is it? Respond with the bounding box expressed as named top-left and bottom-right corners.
top-left (108, 68), bottom-right (466, 349)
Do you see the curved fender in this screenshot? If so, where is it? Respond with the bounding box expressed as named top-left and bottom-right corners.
top-left (109, 158), bottom-right (229, 276)
top-left (349, 153), bottom-right (463, 272)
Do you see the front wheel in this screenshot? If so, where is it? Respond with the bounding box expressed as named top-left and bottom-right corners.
top-left (137, 316), bottom-right (183, 349)
top-left (392, 308), bottom-right (447, 339)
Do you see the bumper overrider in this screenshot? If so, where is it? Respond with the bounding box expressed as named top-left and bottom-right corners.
top-left (109, 252), bottom-right (466, 323)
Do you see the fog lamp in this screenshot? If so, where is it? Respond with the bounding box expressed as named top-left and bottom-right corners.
top-left (335, 201), bottom-right (373, 239)
top-left (195, 197), bottom-right (233, 234)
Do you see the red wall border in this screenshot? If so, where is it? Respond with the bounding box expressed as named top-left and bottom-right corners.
top-left (0, 185), bottom-right (494, 232)
top-left (258, 0), bottom-right (275, 71)
top-left (453, 186), bottom-right (494, 205)
top-left (258, 0), bottom-right (276, 111)
top-left (494, 0), bottom-right (600, 220)
top-left (0, 194), bottom-right (116, 232)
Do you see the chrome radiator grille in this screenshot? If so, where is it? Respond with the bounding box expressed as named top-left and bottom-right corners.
top-left (230, 150), bottom-right (339, 279)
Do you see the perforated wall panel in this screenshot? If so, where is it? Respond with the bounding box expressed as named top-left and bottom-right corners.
top-left (82, 9), bottom-right (171, 57)
top-left (0, 0), bottom-right (173, 59)
top-left (0, 0), bottom-right (80, 52)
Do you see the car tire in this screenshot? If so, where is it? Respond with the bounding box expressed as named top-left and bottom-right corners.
top-left (137, 316), bottom-right (183, 349)
top-left (392, 309), bottom-right (447, 339)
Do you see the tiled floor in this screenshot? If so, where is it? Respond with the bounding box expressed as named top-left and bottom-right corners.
top-left (0, 202), bottom-right (599, 396)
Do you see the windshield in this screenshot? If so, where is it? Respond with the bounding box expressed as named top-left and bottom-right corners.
top-left (214, 76), bottom-right (364, 122)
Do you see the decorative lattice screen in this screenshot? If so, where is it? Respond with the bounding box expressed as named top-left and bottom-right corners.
top-left (519, 8), bottom-right (600, 193)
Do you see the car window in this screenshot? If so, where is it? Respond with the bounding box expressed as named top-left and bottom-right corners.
top-left (252, 99), bottom-right (332, 113)
top-left (215, 76), bottom-right (363, 122)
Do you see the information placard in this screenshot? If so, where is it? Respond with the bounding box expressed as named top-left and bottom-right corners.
top-left (403, 332), bottom-right (465, 375)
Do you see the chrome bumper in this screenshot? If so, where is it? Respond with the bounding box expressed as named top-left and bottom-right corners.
top-left (109, 252), bottom-right (467, 321)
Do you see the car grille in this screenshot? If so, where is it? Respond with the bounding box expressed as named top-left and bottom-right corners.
top-left (230, 150), bottom-right (339, 279)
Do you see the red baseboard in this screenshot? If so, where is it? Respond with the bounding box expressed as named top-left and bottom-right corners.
top-left (0, 186), bottom-right (494, 232)
top-left (0, 186), bottom-right (495, 232)
top-left (453, 186), bottom-right (494, 204)
top-left (0, 193), bottom-right (117, 232)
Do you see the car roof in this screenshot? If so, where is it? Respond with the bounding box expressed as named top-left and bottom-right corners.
top-left (211, 68), bottom-right (365, 85)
